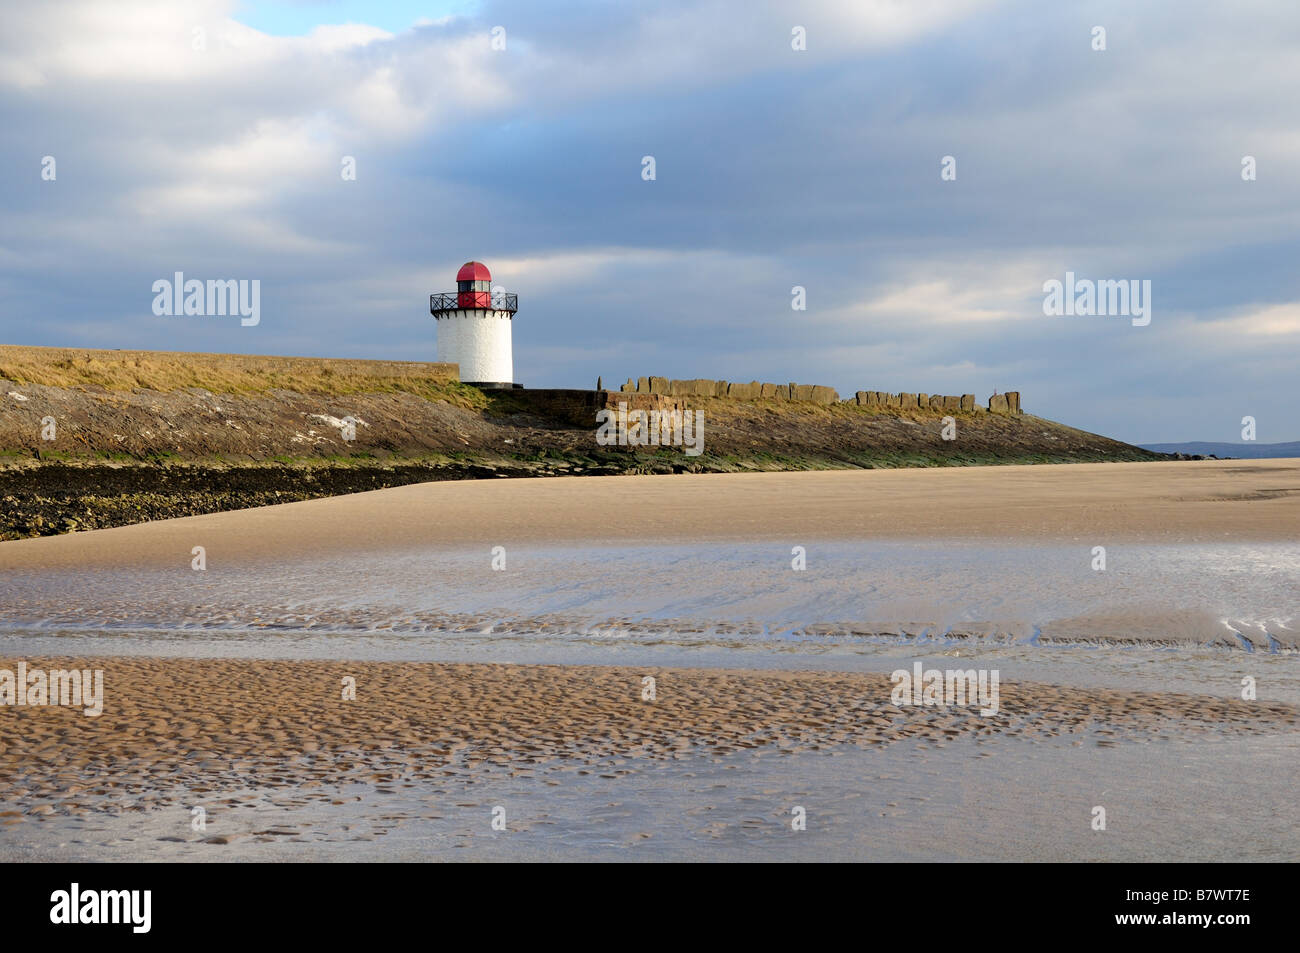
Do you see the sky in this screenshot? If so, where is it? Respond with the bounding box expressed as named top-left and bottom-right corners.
top-left (2, 0), bottom-right (1298, 444)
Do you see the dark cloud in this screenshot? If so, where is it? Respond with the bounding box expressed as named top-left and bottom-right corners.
top-left (0, 0), bottom-right (1297, 443)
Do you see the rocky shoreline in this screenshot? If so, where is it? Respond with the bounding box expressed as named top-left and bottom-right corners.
top-left (2, 444), bottom-right (1161, 540)
top-left (0, 458), bottom-right (615, 540)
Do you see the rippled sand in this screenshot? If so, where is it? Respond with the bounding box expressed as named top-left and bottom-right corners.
top-left (3, 656), bottom-right (1296, 844)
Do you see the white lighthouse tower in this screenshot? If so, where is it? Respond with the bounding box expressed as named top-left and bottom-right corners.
top-left (429, 261), bottom-right (518, 388)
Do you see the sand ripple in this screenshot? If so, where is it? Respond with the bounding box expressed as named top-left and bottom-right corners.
top-left (2, 656), bottom-right (1295, 824)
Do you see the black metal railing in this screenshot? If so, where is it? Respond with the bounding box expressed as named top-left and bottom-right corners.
top-left (430, 292), bottom-right (518, 314)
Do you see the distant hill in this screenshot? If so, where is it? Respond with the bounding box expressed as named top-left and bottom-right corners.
top-left (1140, 441), bottom-right (1300, 459)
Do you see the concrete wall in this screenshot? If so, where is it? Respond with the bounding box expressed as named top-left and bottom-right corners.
top-left (520, 389), bottom-right (684, 427)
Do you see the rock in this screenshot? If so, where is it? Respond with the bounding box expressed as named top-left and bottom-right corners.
top-left (960, 394), bottom-right (975, 412)
top-left (669, 379), bottom-right (715, 396)
top-left (788, 383), bottom-right (837, 403)
top-left (989, 393), bottom-right (1009, 413)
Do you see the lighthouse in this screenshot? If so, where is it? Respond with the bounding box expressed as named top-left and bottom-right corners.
top-left (429, 261), bottom-right (518, 388)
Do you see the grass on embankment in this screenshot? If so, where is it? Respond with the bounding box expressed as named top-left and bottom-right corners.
top-left (0, 345), bottom-right (488, 409)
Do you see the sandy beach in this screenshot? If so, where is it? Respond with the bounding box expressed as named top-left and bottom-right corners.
top-left (2, 459), bottom-right (1297, 572)
top-left (2, 460), bottom-right (1297, 860)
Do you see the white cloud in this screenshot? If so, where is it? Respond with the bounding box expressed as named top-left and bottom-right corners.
top-left (1201, 303), bottom-right (1300, 338)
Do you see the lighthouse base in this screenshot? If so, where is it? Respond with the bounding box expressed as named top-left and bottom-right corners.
top-left (464, 381), bottom-right (521, 390)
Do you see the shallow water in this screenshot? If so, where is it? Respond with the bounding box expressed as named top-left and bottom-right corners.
top-left (1, 539), bottom-right (1296, 696)
top-left (5, 732), bottom-right (1295, 862)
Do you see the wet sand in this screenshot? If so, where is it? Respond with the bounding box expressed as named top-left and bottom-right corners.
top-left (1, 459), bottom-right (1297, 571)
top-left (3, 656), bottom-right (1296, 831)
top-left (5, 729), bottom-right (1298, 862)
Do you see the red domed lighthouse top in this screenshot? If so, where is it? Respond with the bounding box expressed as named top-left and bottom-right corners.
top-left (431, 260), bottom-right (517, 315)
top-left (456, 261), bottom-right (491, 282)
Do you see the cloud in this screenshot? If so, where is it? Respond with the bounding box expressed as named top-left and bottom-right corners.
top-left (0, 0), bottom-right (1298, 443)
top-left (1207, 303), bottom-right (1300, 338)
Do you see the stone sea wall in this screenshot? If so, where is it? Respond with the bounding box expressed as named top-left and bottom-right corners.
top-left (855, 390), bottom-right (1021, 414)
top-left (617, 376), bottom-right (1022, 413)
top-left (620, 377), bottom-right (840, 404)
